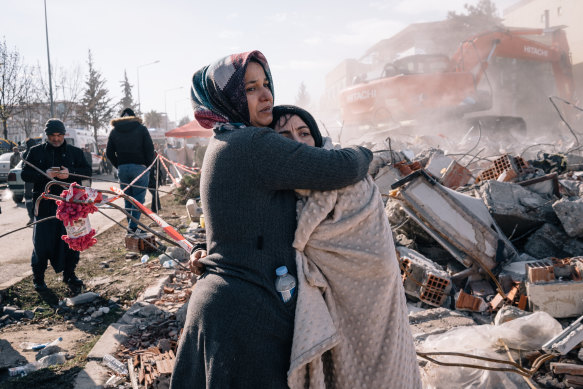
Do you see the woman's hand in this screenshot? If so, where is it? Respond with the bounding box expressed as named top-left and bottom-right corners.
top-left (189, 249), bottom-right (207, 275)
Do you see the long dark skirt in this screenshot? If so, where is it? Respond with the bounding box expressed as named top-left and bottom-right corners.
top-left (31, 216), bottom-right (79, 274)
top-left (170, 273), bottom-right (295, 389)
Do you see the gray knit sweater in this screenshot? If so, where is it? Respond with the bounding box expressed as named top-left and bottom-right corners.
top-left (171, 125), bottom-right (371, 389)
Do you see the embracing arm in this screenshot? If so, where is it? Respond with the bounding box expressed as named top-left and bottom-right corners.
top-left (251, 128), bottom-right (372, 191)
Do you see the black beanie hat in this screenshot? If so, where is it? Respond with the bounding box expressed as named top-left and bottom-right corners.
top-left (120, 108), bottom-right (136, 117)
top-left (44, 118), bottom-right (66, 135)
top-left (270, 105), bottom-right (323, 148)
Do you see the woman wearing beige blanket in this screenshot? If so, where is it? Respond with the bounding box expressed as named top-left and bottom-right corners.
top-left (271, 105), bottom-right (421, 389)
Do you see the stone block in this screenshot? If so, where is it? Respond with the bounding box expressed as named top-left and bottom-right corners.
top-left (553, 197), bottom-right (583, 238)
top-left (479, 180), bottom-right (555, 237)
top-left (527, 280), bottom-right (583, 318)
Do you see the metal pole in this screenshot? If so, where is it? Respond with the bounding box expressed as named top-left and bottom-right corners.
top-left (164, 87), bottom-right (183, 130)
top-left (136, 60), bottom-right (160, 116)
top-left (44, 0), bottom-right (54, 117)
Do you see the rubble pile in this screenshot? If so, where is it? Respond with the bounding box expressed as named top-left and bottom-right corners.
top-left (369, 142), bottom-right (583, 387)
top-left (102, 270), bottom-right (194, 388)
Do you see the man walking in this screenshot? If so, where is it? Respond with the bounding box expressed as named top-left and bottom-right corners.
top-left (106, 108), bottom-right (155, 232)
top-left (21, 119), bottom-right (92, 292)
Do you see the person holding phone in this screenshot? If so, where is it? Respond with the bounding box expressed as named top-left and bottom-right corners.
top-left (21, 118), bottom-right (92, 292)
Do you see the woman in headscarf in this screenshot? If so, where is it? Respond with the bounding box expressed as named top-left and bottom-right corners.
top-left (270, 105), bottom-right (422, 389)
top-left (170, 51), bottom-right (372, 389)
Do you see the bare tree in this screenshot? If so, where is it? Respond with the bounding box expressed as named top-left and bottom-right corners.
top-left (79, 50), bottom-right (115, 143)
top-left (0, 39), bottom-right (33, 140)
top-left (144, 110), bottom-right (164, 128)
top-left (37, 63), bottom-right (84, 125)
top-left (11, 70), bottom-right (42, 139)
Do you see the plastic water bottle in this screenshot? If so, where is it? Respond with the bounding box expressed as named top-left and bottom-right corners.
top-left (20, 336), bottom-right (63, 351)
top-left (275, 266), bottom-right (296, 303)
top-left (102, 353), bottom-right (128, 376)
top-left (141, 254), bottom-right (149, 263)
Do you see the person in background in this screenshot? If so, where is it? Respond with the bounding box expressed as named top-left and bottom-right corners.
top-left (170, 51), bottom-right (372, 389)
top-left (106, 108), bottom-right (155, 232)
top-left (148, 145), bottom-right (165, 213)
top-left (9, 146), bottom-right (21, 169)
top-left (82, 145), bottom-right (92, 167)
top-left (21, 119), bottom-right (92, 292)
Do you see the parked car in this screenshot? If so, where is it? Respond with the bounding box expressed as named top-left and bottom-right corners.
top-left (0, 152), bottom-right (12, 182)
top-left (7, 160), bottom-right (24, 203)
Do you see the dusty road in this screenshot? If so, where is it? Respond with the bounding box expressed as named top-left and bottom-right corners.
top-left (0, 173), bottom-right (166, 287)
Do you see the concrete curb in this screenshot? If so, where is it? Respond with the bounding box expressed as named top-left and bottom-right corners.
top-left (74, 273), bottom-right (174, 389)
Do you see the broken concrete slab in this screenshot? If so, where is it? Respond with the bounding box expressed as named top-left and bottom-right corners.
top-left (374, 165), bottom-right (402, 195)
top-left (391, 170), bottom-right (516, 270)
top-left (397, 246), bottom-right (452, 307)
top-left (543, 314), bottom-right (583, 355)
top-left (425, 151), bottom-right (453, 180)
top-left (479, 180), bottom-right (556, 237)
top-left (524, 223), bottom-right (583, 259)
top-left (553, 197), bottom-right (583, 238)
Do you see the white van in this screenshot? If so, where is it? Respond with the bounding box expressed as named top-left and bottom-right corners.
top-left (63, 128), bottom-right (103, 174)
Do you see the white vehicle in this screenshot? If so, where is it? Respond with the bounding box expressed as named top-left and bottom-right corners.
top-left (61, 128), bottom-right (103, 174)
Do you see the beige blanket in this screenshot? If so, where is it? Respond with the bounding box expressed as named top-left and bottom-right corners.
top-left (288, 174), bottom-right (421, 389)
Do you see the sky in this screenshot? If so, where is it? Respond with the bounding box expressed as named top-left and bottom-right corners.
top-left (1, 0), bottom-right (518, 128)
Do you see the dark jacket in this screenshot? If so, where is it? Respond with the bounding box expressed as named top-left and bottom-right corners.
top-left (21, 140), bottom-right (92, 218)
top-left (171, 125), bottom-right (372, 388)
top-left (106, 116), bottom-right (155, 169)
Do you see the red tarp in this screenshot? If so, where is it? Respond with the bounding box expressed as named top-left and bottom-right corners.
top-left (165, 120), bottom-right (213, 138)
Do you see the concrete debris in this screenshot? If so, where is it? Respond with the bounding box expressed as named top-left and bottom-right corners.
top-left (494, 305), bottom-right (530, 325)
top-left (552, 197), bottom-right (583, 238)
top-left (478, 180), bottom-right (556, 237)
top-left (524, 223), bottom-right (583, 259)
top-left (390, 169), bottom-right (515, 270)
top-left (397, 246), bottom-right (452, 307)
top-left (543, 314), bottom-right (583, 355)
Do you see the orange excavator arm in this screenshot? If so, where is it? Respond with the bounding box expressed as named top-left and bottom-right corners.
top-left (450, 28), bottom-right (575, 103)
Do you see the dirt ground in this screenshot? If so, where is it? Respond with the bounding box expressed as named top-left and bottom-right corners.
top-left (0, 193), bottom-right (192, 389)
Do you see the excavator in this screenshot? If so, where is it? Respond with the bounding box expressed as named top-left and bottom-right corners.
top-left (339, 27), bottom-right (576, 136)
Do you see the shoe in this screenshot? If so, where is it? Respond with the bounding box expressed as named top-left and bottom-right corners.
top-left (27, 218), bottom-right (34, 226)
top-left (64, 274), bottom-right (84, 287)
top-left (33, 279), bottom-right (48, 291)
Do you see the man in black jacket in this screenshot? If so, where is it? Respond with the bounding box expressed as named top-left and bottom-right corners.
top-left (106, 108), bottom-right (155, 232)
top-left (21, 119), bottom-right (92, 291)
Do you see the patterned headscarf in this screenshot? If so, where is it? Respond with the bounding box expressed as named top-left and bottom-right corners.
top-left (191, 50), bottom-right (274, 129)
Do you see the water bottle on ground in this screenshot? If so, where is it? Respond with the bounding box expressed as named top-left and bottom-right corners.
top-left (20, 336), bottom-right (63, 351)
top-left (275, 266), bottom-right (296, 303)
top-left (102, 353), bottom-right (128, 375)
